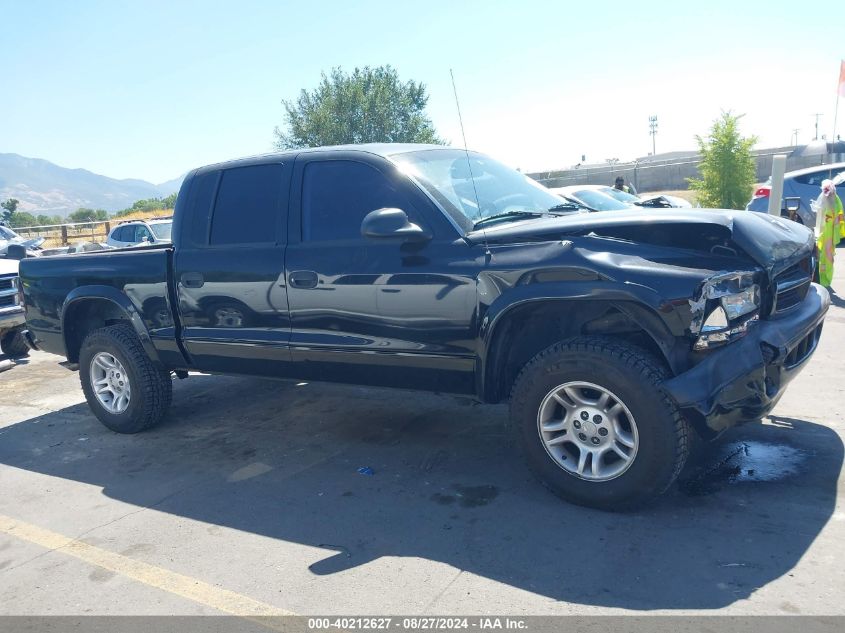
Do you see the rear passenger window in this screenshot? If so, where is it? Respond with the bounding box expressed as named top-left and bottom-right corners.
top-left (114, 226), bottom-right (130, 241)
top-left (210, 164), bottom-right (284, 245)
top-left (302, 160), bottom-right (410, 241)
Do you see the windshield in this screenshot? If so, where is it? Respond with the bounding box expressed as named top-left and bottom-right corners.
top-left (599, 186), bottom-right (640, 204)
top-left (0, 226), bottom-right (20, 240)
top-left (392, 149), bottom-right (575, 231)
top-left (150, 221), bottom-right (173, 240)
top-left (569, 189), bottom-right (631, 211)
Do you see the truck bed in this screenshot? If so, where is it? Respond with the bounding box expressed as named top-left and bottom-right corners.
top-left (19, 245), bottom-right (182, 365)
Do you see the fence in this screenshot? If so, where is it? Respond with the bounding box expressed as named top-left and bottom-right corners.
top-left (527, 145), bottom-right (844, 193)
top-left (13, 220), bottom-right (113, 248)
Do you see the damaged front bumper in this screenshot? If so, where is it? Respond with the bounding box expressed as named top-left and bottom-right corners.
top-left (663, 283), bottom-right (830, 436)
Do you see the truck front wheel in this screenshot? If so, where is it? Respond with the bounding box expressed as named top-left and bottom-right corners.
top-left (79, 323), bottom-right (172, 433)
top-left (510, 336), bottom-right (689, 511)
top-left (1, 327), bottom-right (30, 358)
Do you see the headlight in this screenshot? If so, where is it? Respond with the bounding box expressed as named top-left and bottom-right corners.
top-left (720, 285), bottom-right (760, 320)
top-left (691, 272), bottom-right (761, 350)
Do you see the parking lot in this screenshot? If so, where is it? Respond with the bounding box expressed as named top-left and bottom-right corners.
top-left (1, 267), bottom-right (844, 618)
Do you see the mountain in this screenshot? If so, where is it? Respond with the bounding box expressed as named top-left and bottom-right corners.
top-left (0, 153), bottom-right (184, 218)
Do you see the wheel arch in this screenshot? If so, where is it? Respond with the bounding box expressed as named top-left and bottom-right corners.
top-left (62, 286), bottom-right (161, 365)
top-left (481, 297), bottom-right (681, 403)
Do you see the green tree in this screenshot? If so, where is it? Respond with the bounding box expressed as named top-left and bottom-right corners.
top-left (161, 192), bottom-right (177, 209)
top-left (8, 211), bottom-right (38, 228)
top-left (274, 65), bottom-right (444, 149)
top-left (688, 111), bottom-right (758, 209)
top-left (69, 208), bottom-right (108, 223)
top-left (36, 214), bottom-right (63, 225)
top-left (1, 198), bottom-right (19, 222)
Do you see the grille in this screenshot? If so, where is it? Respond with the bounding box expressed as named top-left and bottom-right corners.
top-left (784, 324), bottom-right (822, 368)
top-left (0, 275), bottom-right (19, 311)
top-left (771, 258), bottom-right (812, 314)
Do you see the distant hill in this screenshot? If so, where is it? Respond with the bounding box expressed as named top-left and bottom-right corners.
top-left (0, 153), bottom-right (184, 218)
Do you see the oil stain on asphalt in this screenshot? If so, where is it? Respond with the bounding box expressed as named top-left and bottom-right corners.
top-left (680, 441), bottom-right (807, 496)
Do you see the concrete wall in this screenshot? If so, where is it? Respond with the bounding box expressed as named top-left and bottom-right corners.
top-left (527, 145), bottom-right (842, 193)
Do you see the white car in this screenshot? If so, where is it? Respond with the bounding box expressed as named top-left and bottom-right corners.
top-left (548, 186), bottom-right (632, 212)
top-left (0, 256), bottom-right (28, 357)
top-left (564, 184), bottom-right (693, 209)
top-left (106, 219), bottom-right (173, 248)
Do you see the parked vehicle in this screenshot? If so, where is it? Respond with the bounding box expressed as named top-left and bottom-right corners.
top-left (638, 194), bottom-right (693, 209)
top-left (20, 144), bottom-right (829, 510)
top-left (40, 241), bottom-right (114, 257)
top-left (746, 162), bottom-right (845, 226)
top-left (593, 185), bottom-right (641, 205)
top-left (0, 224), bottom-right (45, 258)
top-left (587, 185), bottom-right (693, 209)
top-left (106, 218), bottom-right (173, 248)
top-left (0, 252), bottom-right (28, 357)
top-left (548, 186), bottom-right (631, 211)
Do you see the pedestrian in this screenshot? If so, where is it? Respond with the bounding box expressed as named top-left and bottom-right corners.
top-left (614, 176), bottom-right (635, 195)
top-left (814, 179), bottom-right (842, 288)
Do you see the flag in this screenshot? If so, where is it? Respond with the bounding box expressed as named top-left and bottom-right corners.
top-left (839, 60), bottom-right (845, 97)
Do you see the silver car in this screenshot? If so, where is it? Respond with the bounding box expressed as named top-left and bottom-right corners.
top-left (106, 218), bottom-right (173, 248)
top-left (548, 186), bottom-right (632, 212)
top-left (558, 184), bottom-right (692, 209)
top-left (746, 162), bottom-right (845, 226)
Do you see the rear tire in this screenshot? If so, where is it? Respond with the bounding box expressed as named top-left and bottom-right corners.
top-left (510, 336), bottom-right (689, 511)
top-left (1, 327), bottom-right (29, 358)
top-left (79, 323), bottom-right (172, 433)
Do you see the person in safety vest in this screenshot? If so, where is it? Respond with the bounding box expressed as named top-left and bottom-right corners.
top-left (815, 179), bottom-right (842, 287)
top-left (614, 176), bottom-right (635, 195)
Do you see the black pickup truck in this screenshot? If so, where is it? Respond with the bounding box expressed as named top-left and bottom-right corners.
top-left (19, 144), bottom-right (829, 509)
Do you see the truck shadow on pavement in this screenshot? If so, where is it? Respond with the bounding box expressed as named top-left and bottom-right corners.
top-left (0, 373), bottom-right (841, 610)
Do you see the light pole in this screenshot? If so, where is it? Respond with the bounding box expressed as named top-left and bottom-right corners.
top-left (648, 116), bottom-right (658, 155)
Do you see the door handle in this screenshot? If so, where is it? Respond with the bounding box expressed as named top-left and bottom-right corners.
top-left (180, 272), bottom-right (205, 289)
top-left (289, 270), bottom-right (318, 289)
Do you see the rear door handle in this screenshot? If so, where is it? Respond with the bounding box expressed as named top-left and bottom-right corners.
top-left (289, 270), bottom-right (318, 289)
top-left (180, 272), bottom-right (205, 288)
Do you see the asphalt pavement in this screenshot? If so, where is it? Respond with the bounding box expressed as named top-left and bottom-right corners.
top-left (0, 258), bottom-right (843, 618)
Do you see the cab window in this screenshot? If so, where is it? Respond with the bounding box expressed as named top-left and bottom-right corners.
top-left (301, 160), bottom-right (412, 241)
top-left (209, 164), bottom-right (285, 245)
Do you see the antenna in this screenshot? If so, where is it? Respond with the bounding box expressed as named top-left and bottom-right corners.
top-left (450, 68), bottom-right (490, 256)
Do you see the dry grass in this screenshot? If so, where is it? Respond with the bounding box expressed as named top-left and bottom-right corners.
top-left (113, 208), bottom-right (173, 222)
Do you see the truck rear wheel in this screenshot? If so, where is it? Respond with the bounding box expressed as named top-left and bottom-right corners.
top-left (510, 336), bottom-right (689, 511)
top-left (79, 323), bottom-right (172, 433)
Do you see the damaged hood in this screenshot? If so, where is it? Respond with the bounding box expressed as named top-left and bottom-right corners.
top-left (468, 209), bottom-right (814, 278)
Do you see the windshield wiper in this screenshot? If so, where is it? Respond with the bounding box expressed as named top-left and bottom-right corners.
top-left (473, 210), bottom-right (547, 228)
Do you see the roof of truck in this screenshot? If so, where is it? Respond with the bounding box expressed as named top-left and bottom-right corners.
top-left (191, 144), bottom-right (458, 175)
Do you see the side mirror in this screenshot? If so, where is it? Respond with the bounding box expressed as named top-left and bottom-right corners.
top-left (6, 244), bottom-right (26, 260)
top-left (361, 208), bottom-right (431, 242)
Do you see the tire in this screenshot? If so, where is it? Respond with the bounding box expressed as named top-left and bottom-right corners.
top-left (79, 323), bottom-right (172, 434)
top-left (510, 336), bottom-right (689, 511)
top-left (1, 327), bottom-right (29, 358)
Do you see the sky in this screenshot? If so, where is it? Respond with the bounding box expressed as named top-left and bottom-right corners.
top-left (1, 0), bottom-right (842, 184)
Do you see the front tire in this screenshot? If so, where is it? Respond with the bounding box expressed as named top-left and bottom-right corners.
top-left (1, 327), bottom-right (29, 358)
top-left (79, 323), bottom-right (172, 433)
top-left (510, 337), bottom-right (689, 511)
